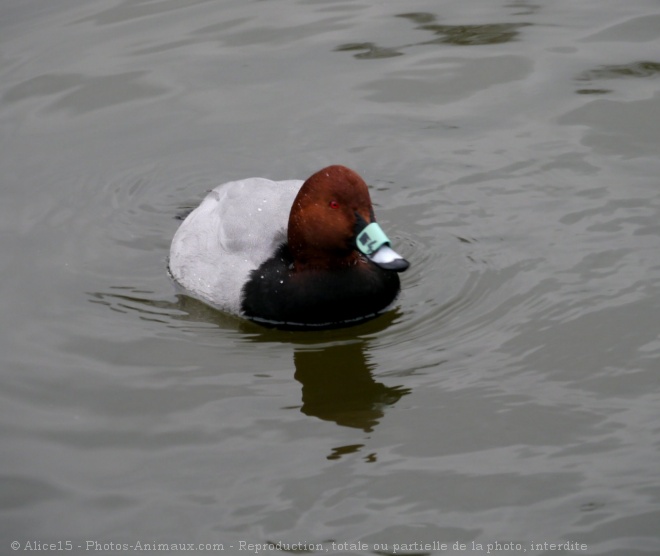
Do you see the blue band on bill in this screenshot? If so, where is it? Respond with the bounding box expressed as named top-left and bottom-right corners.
top-left (356, 222), bottom-right (391, 257)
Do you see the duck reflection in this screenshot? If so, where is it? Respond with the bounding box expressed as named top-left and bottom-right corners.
top-left (293, 341), bottom-right (408, 432)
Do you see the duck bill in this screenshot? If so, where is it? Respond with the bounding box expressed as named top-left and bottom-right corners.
top-left (368, 244), bottom-right (410, 271)
top-left (356, 221), bottom-right (409, 272)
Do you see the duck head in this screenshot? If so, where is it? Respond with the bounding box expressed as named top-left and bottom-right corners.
top-left (287, 165), bottom-right (410, 272)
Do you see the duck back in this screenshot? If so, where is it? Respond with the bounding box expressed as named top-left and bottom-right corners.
top-left (169, 178), bottom-right (303, 315)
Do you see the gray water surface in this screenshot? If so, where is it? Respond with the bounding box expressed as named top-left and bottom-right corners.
top-left (1, 0), bottom-right (659, 555)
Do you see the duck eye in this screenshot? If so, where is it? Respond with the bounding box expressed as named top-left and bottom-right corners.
top-left (329, 200), bottom-right (340, 209)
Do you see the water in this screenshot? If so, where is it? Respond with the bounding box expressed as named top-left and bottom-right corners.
top-left (1, 0), bottom-right (659, 554)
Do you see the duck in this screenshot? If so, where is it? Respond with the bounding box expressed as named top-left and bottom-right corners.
top-left (168, 165), bottom-right (409, 329)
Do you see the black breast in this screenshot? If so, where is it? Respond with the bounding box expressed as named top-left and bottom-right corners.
top-left (240, 244), bottom-right (401, 330)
